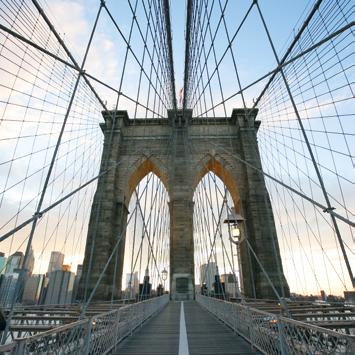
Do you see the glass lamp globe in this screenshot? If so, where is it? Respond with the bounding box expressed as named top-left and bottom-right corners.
top-left (232, 224), bottom-right (240, 238)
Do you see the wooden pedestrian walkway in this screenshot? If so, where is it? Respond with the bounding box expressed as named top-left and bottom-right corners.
top-left (115, 301), bottom-right (260, 355)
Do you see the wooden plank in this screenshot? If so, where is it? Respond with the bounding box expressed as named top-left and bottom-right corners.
top-left (184, 301), bottom-right (260, 355)
top-left (115, 302), bottom-right (180, 354)
top-left (116, 301), bottom-right (260, 354)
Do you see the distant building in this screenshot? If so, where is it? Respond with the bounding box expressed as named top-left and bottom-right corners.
top-left (200, 262), bottom-right (217, 291)
top-left (44, 270), bottom-right (75, 305)
top-left (0, 253), bottom-right (7, 275)
top-left (3, 248), bottom-right (34, 277)
top-left (220, 273), bottom-right (239, 298)
top-left (62, 264), bottom-right (71, 272)
top-left (38, 276), bottom-right (49, 305)
top-left (0, 272), bottom-right (19, 307)
top-left (72, 264), bottom-right (83, 302)
top-left (138, 269), bottom-right (151, 300)
top-left (47, 251), bottom-right (64, 274)
top-left (5, 252), bottom-right (24, 274)
top-left (24, 247), bottom-right (35, 276)
top-left (22, 274), bottom-right (44, 305)
top-left (126, 272), bottom-right (139, 298)
top-left (344, 291), bottom-right (355, 305)
top-left (76, 264), bottom-right (83, 278)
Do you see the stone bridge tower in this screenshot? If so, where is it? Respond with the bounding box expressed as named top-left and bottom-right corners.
top-left (79, 109), bottom-right (289, 301)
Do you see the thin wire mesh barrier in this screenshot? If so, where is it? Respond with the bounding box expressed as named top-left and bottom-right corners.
top-left (0, 295), bottom-right (169, 354)
top-left (197, 295), bottom-right (355, 355)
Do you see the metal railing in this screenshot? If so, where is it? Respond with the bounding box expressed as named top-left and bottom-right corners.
top-left (0, 295), bottom-right (169, 354)
top-left (196, 294), bottom-right (355, 355)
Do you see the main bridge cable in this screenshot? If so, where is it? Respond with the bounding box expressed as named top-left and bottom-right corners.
top-left (187, 0), bottom-right (213, 116)
top-left (193, 20), bottom-right (353, 117)
top-left (133, 0), bottom-right (160, 119)
top-left (126, 0), bottom-right (173, 116)
top-left (182, 0), bottom-right (193, 110)
top-left (124, 0), bottom-right (177, 295)
top-left (252, 0), bottom-right (323, 109)
top-left (163, 0), bottom-right (177, 110)
top-left (254, 0), bottom-right (354, 288)
top-left (189, 1), bottom-right (255, 115)
top-left (185, 0), bottom-right (218, 115)
top-left (30, 0), bottom-right (108, 112)
top-left (102, 2), bottom-right (171, 114)
top-left (0, 23), bottom-right (164, 119)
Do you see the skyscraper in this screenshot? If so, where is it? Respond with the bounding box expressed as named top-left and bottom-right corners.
top-left (76, 264), bottom-right (83, 278)
top-left (44, 269), bottom-right (75, 305)
top-left (5, 251), bottom-right (24, 274)
top-left (72, 264), bottom-right (83, 302)
top-left (0, 273), bottom-right (19, 306)
top-left (200, 262), bottom-right (217, 291)
top-left (22, 274), bottom-right (44, 305)
top-left (0, 253), bottom-right (7, 275)
top-left (126, 272), bottom-right (139, 297)
top-left (24, 247), bottom-right (35, 276)
top-left (220, 273), bottom-right (239, 299)
top-left (47, 251), bottom-right (64, 274)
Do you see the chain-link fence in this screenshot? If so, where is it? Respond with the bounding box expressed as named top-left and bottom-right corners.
top-left (0, 295), bottom-right (169, 354)
top-left (197, 294), bottom-right (354, 354)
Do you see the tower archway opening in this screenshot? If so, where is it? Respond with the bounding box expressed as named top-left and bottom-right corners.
top-left (193, 171), bottom-right (242, 300)
top-left (122, 172), bottom-right (170, 300)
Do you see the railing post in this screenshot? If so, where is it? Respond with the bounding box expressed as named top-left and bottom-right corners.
top-left (113, 310), bottom-right (121, 352)
top-left (348, 336), bottom-right (355, 354)
top-left (12, 339), bottom-right (25, 355)
top-left (84, 318), bottom-right (92, 355)
top-left (277, 317), bottom-right (287, 355)
top-left (247, 306), bottom-right (254, 348)
top-left (233, 303), bottom-right (237, 333)
top-left (129, 306), bottom-right (134, 335)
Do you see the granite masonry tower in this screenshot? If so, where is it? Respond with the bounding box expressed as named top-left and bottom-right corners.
top-left (78, 108), bottom-right (289, 301)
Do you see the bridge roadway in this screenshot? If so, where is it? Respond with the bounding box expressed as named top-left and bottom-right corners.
top-left (116, 301), bottom-right (260, 355)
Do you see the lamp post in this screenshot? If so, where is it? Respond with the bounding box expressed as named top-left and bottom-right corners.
top-left (224, 207), bottom-right (245, 298)
top-left (161, 268), bottom-right (168, 293)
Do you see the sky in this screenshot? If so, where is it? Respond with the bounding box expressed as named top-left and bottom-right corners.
top-left (0, 0), bottom-right (353, 296)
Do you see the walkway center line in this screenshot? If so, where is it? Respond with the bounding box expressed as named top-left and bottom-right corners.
top-left (179, 301), bottom-right (189, 355)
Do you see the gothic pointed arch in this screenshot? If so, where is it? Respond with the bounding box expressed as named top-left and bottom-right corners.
top-left (193, 154), bottom-right (241, 212)
top-left (126, 156), bottom-right (169, 203)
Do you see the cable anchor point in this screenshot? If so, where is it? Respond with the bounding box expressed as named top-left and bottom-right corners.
top-left (33, 211), bottom-right (43, 219)
top-left (323, 207), bottom-right (335, 213)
